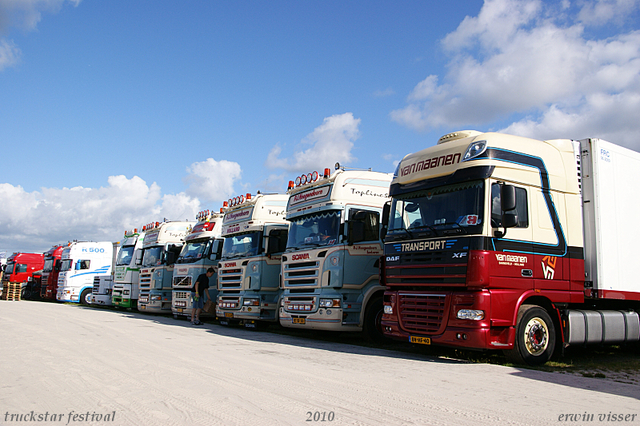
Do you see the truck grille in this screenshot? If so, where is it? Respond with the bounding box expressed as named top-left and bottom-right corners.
top-left (219, 268), bottom-right (242, 289)
top-left (139, 271), bottom-right (152, 288)
top-left (92, 276), bottom-right (100, 294)
top-left (385, 251), bottom-right (467, 286)
top-left (398, 293), bottom-right (447, 334)
top-left (173, 276), bottom-right (192, 288)
top-left (283, 261), bottom-right (319, 287)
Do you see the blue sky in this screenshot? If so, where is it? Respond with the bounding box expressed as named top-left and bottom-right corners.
top-left (1, 0), bottom-right (639, 254)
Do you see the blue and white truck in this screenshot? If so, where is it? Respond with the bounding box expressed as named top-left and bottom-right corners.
top-left (172, 210), bottom-right (224, 319)
top-left (279, 167), bottom-right (392, 341)
top-left (56, 241), bottom-right (116, 305)
top-left (216, 193), bottom-right (289, 328)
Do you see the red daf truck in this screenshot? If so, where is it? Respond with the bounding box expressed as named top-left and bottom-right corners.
top-left (40, 245), bottom-right (64, 300)
top-left (381, 130), bottom-right (640, 365)
top-left (1, 252), bottom-right (45, 298)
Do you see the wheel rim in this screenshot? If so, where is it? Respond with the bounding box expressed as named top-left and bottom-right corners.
top-left (523, 317), bottom-right (549, 356)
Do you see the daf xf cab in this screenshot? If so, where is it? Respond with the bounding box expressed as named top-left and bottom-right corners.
top-left (172, 210), bottom-right (224, 319)
top-left (381, 130), bottom-right (640, 365)
top-left (40, 245), bottom-right (64, 300)
top-left (111, 229), bottom-right (146, 309)
top-left (137, 220), bottom-right (195, 313)
top-left (216, 193), bottom-right (289, 328)
top-left (1, 252), bottom-right (44, 298)
top-left (56, 241), bottom-right (115, 305)
top-left (279, 167), bottom-right (392, 341)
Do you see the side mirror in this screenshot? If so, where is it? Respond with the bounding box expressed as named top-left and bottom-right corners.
top-left (501, 185), bottom-right (517, 212)
top-left (165, 251), bottom-right (177, 265)
top-left (380, 202), bottom-right (390, 241)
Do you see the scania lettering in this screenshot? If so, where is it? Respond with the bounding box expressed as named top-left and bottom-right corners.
top-left (1, 252), bottom-right (44, 298)
top-left (111, 229), bottom-right (146, 309)
top-left (382, 130), bottom-right (640, 365)
top-left (279, 167), bottom-right (392, 342)
top-left (172, 210), bottom-right (224, 319)
top-left (56, 241), bottom-right (114, 305)
top-left (40, 245), bottom-right (64, 300)
top-left (216, 193), bottom-right (289, 328)
top-left (137, 220), bottom-right (195, 313)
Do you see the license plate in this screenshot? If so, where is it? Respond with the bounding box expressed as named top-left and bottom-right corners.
top-left (176, 308), bottom-right (183, 313)
top-left (292, 317), bottom-right (306, 324)
top-left (410, 336), bottom-right (431, 345)
top-left (140, 305), bottom-right (145, 310)
top-left (225, 312), bottom-right (233, 318)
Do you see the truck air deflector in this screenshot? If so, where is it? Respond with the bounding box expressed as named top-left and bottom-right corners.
top-left (389, 166), bottom-right (494, 197)
top-left (478, 148), bottom-right (568, 257)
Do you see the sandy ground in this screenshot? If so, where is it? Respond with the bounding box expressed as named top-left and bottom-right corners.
top-left (0, 300), bottom-right (638, 426)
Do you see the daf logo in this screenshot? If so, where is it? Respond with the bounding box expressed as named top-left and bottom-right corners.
top-left (452, 252), bottom-right (467, 259)
top-left (386, 256), bottom-right (400, 262)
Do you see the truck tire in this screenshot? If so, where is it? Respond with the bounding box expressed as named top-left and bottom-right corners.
top-left (506, 304), bottom-right (555, 366)
top-left (80, 288), bottom-right (92, 306)
top-left (363, 297), bottom-right (386, 344)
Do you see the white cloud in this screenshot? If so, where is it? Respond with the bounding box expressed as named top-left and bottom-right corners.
top-left (266, 112), bottom-right (360, 173)
top-left (183, 158), bottom-right (242, 203)
top-left (0, 176), bottom-right (202, 253)
top-left (0, 39), bottom-right (20, 71)
top-left (391, 0), bottom-right (640, 149)
top-left (0, 0), bottom-right (81, 71)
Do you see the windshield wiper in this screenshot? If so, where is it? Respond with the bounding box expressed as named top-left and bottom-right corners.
top-left (432, 222), bottom-right (468, 235)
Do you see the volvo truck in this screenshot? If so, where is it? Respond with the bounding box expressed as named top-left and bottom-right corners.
top-left (137, 220), bottom-right (194, 313)
top-left (381, 130), bottom-right (640, 365)
top-left (216, 193), bottom-right (289, 328)
top-left (56, 241), bottom-right (115, 305)
top-left (172, 210), bottom-right (224, 319)
top-left (111, 229), bottom-right (146, 309)
top-left (278, 167), bottom-right (392, 341)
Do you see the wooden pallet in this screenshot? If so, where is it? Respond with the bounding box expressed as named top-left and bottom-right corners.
top-left (1, 282), bottom-right (22, 301)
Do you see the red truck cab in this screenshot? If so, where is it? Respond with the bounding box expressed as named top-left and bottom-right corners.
top-left (40, 245), bottom-right (64, 300)
top-left (1, 252), bottom-right (45, 297)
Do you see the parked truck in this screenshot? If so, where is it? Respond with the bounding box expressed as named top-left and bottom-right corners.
top-left (111, 229), bottom-right (146, 309)
top-left (216, 193), bottom-right (289, 328)
top-left (381, 130), bottom-right (640, 365)
top-left (278, 167), bottom-right (392, 341)
top-left (91, 242), bottom-right (119, 306)
top-left (1, 252), bottom-right (44, 298)
top-left (172, 210), bottom-right (224, 319)
top-left (40, 245), bottom-right (64, 300)
top-left (137, 220), bottom-right (195, 313)
top-left (56, 241), bottom-right (115, 305)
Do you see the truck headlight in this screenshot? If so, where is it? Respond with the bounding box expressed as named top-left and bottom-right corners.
top-left (243, 299), bottom-right (259, 306)
top-left (151, 295), bottom-right (162, 301)
top-left (457, 309), bottom-right (484, 320)
top-left (384, 305), bottom-right (393, 315)
top-left (319, 298), bottom-right (341, 308)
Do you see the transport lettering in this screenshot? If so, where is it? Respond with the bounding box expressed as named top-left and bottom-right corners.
top-left (401, 240), bottom-right (448, 252)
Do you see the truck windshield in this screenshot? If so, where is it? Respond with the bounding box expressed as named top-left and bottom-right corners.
top-left (287, 210), bottom-right (341, 249)
top-left (142, 246), bottom-right (164, 267)
top-left (5, 262), bottom-right (15, 274)
top-left (60, 259), bottom-right (73, 272)
top-left (178, 240), bottom-right (211, 263)
top-left (222, 232), bottom-right (261, 259)
top-left (388, 180), bottom-right (484, 238)
top-left (116, 246), bottom-right (135, 266)
top-left (43, 259), bottom-right (54, 272)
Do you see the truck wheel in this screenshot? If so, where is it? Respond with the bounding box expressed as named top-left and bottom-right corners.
top-left (363, 297), bottom-right (386, 344)
top-left (506, 304), bottom-right (555, 366)
top-left (80, 289), bottom-right (92, 306)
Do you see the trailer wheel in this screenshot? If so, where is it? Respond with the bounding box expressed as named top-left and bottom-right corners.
top-left (363, 296), bottom-right (386, 344)
top-left (80, 289), bottom-right (92, 306)
top-left (506, 304), bottom-right (555, 366)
